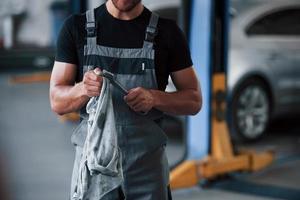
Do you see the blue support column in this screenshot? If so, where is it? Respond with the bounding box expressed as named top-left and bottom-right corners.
top-left (187, 0), bottom-right (212, 160)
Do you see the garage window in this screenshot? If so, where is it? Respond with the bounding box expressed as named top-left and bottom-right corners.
top-left (246, 8), bottom-right (300, 36)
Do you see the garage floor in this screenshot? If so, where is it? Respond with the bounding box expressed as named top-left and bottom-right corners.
top-left (0, 73), bottom-right (299, 200)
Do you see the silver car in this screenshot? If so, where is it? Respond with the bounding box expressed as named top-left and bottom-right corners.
top-left (228, 0), bottom-right (300, 141)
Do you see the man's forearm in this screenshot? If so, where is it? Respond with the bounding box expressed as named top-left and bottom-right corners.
top-left (150, 89), bottom-right (202, 115)
top-left (50, 82), bottom-right (89, 115)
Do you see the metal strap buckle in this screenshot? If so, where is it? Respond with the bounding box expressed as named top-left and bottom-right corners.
top-left (146, 26), bottom-right (156, 34)
top-left (85, 22), bottom-right (96, 37)
top-left (145, 26), bottom-right (157, 42)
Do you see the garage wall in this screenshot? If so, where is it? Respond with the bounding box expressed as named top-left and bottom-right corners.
top-left (17, 0), bottom-right (68, 47)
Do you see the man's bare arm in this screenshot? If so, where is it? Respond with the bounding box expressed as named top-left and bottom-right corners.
top-left (151, 67), bottom-right (202, 115)
top-left (124, 66), bottom-right (202, 115)
top-left (49, 61), bottom-right (102, 115)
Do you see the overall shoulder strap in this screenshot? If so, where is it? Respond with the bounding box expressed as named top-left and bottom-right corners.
top-left (86, 9), bottom-right (97, 46)
top-left (143, 12), bottom-right (159, 49)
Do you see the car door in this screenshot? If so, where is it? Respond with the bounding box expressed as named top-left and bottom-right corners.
top-left (245, 6), bottom-right (300, 111)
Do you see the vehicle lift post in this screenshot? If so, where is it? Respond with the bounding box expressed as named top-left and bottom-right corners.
top-left (170, 0), bottom-right (274, 190)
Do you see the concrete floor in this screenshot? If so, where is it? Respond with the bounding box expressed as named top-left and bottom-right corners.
top-left (0, 73), bottom-right (299, 200)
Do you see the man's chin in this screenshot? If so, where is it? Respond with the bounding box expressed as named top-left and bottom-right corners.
top-left (112, 0), bottom-right (142, 12)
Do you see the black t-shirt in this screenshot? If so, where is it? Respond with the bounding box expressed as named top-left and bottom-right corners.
top-left (55, 4), bottom-right (193, 91)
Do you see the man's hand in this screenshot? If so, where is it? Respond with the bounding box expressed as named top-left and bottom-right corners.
top-left (124, 87), bottom-right (155, 113)
top-left (125, 67), bottom-right (202, 116)
top-left (81, 68), bottom-right (103, 97)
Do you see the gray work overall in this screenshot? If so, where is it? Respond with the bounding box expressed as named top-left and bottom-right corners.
top-left (70, 9), bottom-right (170, 200)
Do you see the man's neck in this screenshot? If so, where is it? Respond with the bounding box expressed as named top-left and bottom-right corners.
top-left (106, 0), bottom-right (144, 20)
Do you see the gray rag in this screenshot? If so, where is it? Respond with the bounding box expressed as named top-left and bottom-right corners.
top-left (72, 77), bottom-right (123, 200)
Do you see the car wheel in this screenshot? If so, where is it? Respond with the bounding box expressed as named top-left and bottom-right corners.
top-left (230, 79), bottom-right (271, 142)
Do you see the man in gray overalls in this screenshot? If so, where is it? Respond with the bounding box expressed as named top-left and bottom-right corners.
top-left (50, 0), bottom-right (202, 199)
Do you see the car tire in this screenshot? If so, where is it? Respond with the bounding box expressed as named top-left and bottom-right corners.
top-left (229, 78), bottom-right (271, 142)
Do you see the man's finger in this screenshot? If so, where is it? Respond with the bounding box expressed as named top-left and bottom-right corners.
top-left (132, 102), bottom-right (145, 112)
top-left (86, 72), bottom-right (102, 82)
top-left (124, 87), bottom-right (142, 101)
top-left (127, 95), bottom-right (144, 107)
top-left (86, 74), bottom-right (102, 83)
top-left (84, 79), bottom-right (102, 87)
top-left (88, 91), bottom-right (101, 97)
top-left (86, 85), bottom-right (101, 92)
top-left (93, 68), bottom-right (102, 75)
